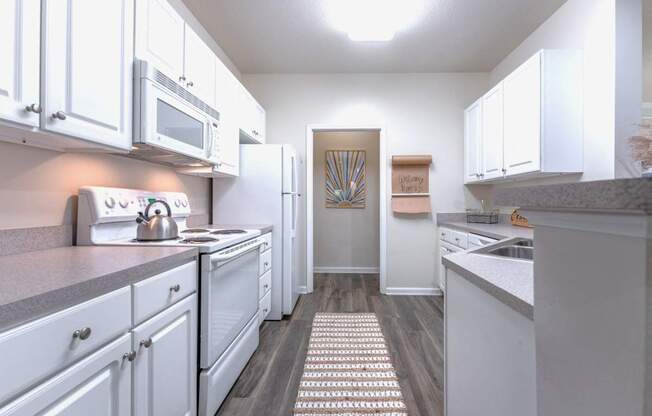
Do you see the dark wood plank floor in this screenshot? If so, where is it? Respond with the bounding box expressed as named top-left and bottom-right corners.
top-left (215, 274), bottom-right (445, 416)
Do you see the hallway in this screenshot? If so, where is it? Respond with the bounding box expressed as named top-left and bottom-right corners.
top-left (216, 274), bottom-right (445, 416)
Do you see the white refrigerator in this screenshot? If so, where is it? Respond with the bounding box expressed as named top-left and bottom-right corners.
top-left (213, 144), bottom-right (299, 319)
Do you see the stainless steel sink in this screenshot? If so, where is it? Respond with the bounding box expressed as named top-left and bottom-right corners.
top-left (487, 245), bottom-right (534, 260)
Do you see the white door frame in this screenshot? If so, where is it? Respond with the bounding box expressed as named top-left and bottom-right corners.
top-left (305, 124), bottom-right (388, 294)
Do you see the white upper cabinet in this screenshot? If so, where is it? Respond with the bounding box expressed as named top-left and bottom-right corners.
top-left (464, 98), bottom-right (483, 183)
top-left (183, 28), bottom-right (217, 108)
top-left (503, 52), bottom-right (542, 176)
top-left (481, 83), bottom-right (505, 180)
top-left (135, 0), bottom-right (216, 108)
top-left (0, 0), bottom-right (40, 128)
top-left (238, 85), bottom-right (266, 144)
top-left (135, 0), bottom-right (185, 83)
top-left (464, 49), bottom-right (583, 183)
top-left (214, 58), bottom-right (240, 176)
top-left (43, 0), bottom-right (134, 150)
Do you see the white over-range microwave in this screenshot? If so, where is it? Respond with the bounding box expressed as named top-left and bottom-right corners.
top-left (132, 59), bottom-right (221, 167)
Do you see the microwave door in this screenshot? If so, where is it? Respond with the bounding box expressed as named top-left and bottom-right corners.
top-left (141, 81), bottom-right (209, 160)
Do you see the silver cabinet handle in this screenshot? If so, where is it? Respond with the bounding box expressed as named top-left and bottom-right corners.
top-left (264, 284), bottom-right (269, 289)
top-left (25, 103), bottom-right (42, 113)
top-left (263, 308), bottom-right (268, 313)
top-left (179, 76), bottom-right (186, 82)
top-left (123, 351), bottom-right (137, 362)
top-left (170, 284), bottom-right (181, 293)
top-left (72, 327), bottom-right (92, 340)
top-left (140, 338), bottom-right (153, 348)
top-left (51, 111), bottom-right (66, 120)
top-left (264, 262), bottom-right (269, 267)
top-left (186, 81), bottom-right (194, 87)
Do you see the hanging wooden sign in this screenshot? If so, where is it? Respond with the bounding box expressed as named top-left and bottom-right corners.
top-left (391, 155), bottom-right (432, 214)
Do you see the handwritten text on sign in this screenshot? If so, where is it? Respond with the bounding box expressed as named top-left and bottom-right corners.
top-left (398, 175), bottom-right (425, 193)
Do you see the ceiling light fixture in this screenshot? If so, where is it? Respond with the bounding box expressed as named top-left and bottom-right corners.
top-left (323, 0), bottom-right (425, 42)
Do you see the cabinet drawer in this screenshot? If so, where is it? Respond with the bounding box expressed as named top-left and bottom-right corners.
top-left (450, 230), bottom-right (469, 249)
top-left (259, 270), bottom-right (272, 299)
top-left (0, 287), bottom-right (131, 404)
top-left (259, 233), bottom-right (272, 252)
top-left (259, 249), bottom-right (272, 276)
top-left (133, 261), bottom-right (197, 325)
top-left (439, 227), bottom-right (451, 242)
top-left (259, 290), bottom-right (271, 325)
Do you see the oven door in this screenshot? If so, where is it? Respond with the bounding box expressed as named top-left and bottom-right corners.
top-left (138, 79), bottom-right (211, 161)
top-left (200, 240), bottom-right (261, 369)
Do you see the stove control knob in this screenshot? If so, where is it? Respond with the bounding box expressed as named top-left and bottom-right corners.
top-left (104, 197), bottom-right (116, 209)
top-left (181, 199), bottom-right (188, 208)
top-left (119, 199), bottom-right (129, 209)
top-left (174, 199), bottom-right (181, 208)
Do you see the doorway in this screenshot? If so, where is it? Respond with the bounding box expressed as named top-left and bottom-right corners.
top-left (305, 125), bottom-right (387, 294)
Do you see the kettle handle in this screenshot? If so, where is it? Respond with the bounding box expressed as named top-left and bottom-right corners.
top-left (144, 199), bottom-right (173, 219)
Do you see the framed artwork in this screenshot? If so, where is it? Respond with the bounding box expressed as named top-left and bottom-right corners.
top-left (325, 150), bottom-right (366, 208)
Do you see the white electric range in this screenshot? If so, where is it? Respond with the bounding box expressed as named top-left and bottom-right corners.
top-left (77, 186), bottom-right (262, 416)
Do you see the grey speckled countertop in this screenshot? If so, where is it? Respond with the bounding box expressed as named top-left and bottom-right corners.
top-left (443, 248), bottom-right (534, 319)
top-left (202, 224), bottom-right (274, 234)
top-left (0, 246), bottom-right (197, 331)
top-left (437, 213), bottom-right (534, 319)
top-left (494, 178), bottom-right (652, 214)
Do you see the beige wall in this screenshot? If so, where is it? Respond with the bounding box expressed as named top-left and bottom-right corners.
top-left (0, 141), bottom-right (210, 230)
top-left (313, 131), bottom-right (380, 270)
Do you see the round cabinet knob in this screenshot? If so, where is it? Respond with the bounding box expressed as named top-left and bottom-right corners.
top-left (119, 199), bottom-right (129, 209)
top-left (25, 103), bottom-right (42, 113)
top-left (186, 81), bottom-right (194, 87)
top-left (140, 338), bottom-right (153, 348)
top-left (51, 111), bottom-right (66, 120)
top-left (123, 351), bottom-right (137, 362)
top-left (73, 327), bottom-right (92, 340)
top-left (264, 284), bottom-right (269, 289)
top-left (105, 197), bottom-right (116, 209)
top-left (169, 284), bottom-right (181, 293)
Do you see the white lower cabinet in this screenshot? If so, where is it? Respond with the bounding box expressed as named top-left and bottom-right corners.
top-left (445, 269), bottom-right (535, 416)
top-left (0, 261), bottom-right (199, 416)
top-left (133, 294), bottom-right (197, 416)
top-left (0, 334), bottom-right (132, 416)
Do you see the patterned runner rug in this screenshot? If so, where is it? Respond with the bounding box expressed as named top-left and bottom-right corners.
top-left (293, 313), bottom-right (408, 415)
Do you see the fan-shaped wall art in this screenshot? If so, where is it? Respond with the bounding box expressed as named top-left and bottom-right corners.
top-left (325, 150), bottom-right (366, 208)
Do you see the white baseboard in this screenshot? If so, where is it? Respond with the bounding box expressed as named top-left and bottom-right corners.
top-left (298, 285), bottom-right (309, 294)
top-left (313, 267), bottom-right (380, 274)
top-left (384, 287), bottom-right (443, 296)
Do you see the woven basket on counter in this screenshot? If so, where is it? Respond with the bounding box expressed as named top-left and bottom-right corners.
top-left (465, 209), bottom-right (499, 224)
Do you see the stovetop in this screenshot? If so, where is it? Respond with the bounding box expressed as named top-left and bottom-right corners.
top-left (104, 228), bottom-right (261, 253)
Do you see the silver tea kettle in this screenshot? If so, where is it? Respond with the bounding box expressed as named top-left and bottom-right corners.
top-left (136, 200), bottom-right (179, 241)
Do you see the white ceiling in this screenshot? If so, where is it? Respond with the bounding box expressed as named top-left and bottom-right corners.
top-left (181, 0), bottom-right (567, 74)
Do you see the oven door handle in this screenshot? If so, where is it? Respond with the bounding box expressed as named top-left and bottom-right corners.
top-left (209, 240), bottom-right (262, 268)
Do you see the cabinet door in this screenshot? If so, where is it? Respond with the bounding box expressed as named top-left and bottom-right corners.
top-left (214, 58), bottom-right (240, 176)
top-left (254, 100), bottom-right (266, 143)
top-left (0, 0), bottom-right (40, 128)
top-left (503, 52), bottom-right (542, 176)
top-left (0, 334), bottom-right (132, 416)
top-left (184, 28), bottom-right (216, 108)
top-left (481, 83), bottom-right (504, 180)
top-left (132, 294), bottom-right (197, 416)
top-left (135, 0), bottom-right (185, 83)
top-left (43, 0), bottom-right (134, 150)
top-left (464, 99), bottom-right (483, 183)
